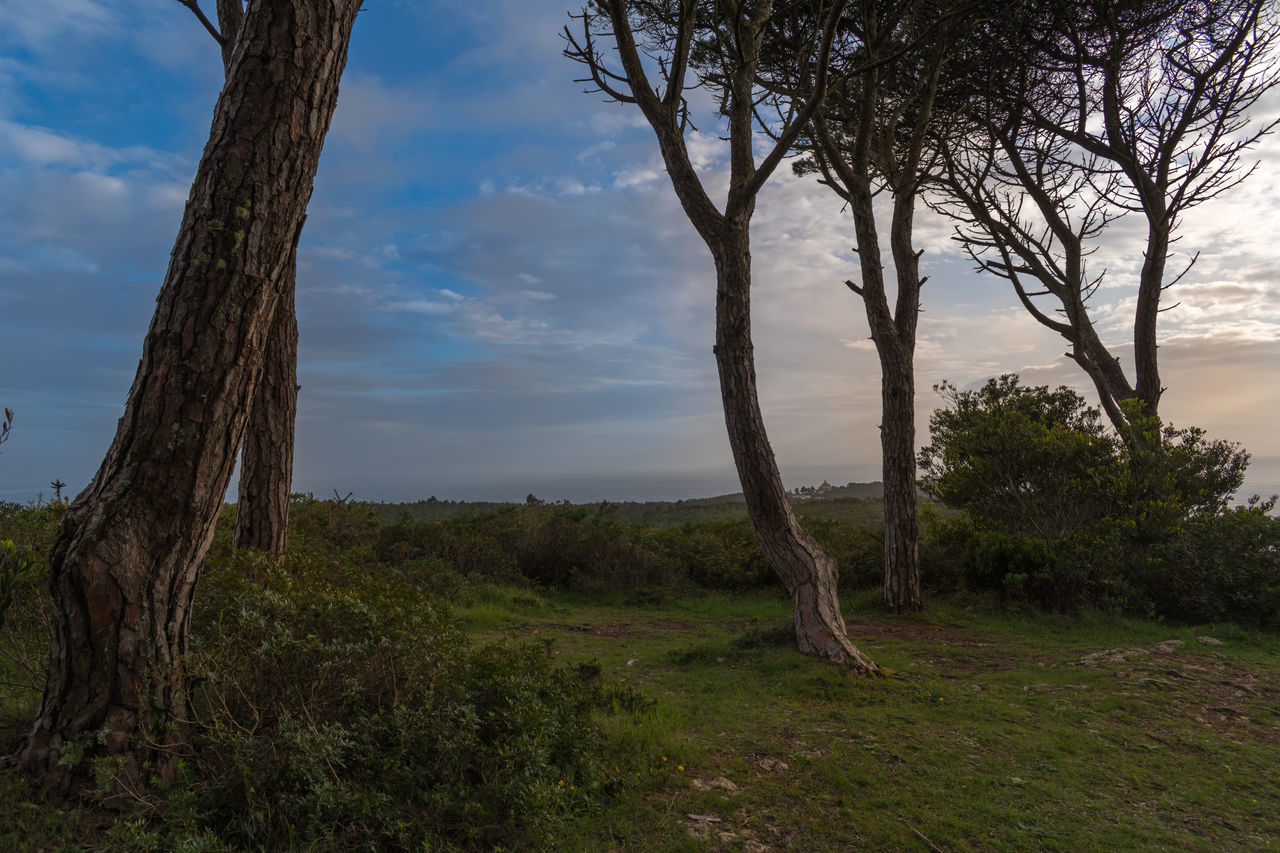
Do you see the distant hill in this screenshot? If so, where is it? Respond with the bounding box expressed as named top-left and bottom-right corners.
top-left (685, 481), bottom-right (885, 505)
top-left (368, 482), bottom-right (890, 528)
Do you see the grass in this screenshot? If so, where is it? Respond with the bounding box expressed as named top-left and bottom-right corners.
top-left (2, 496), bottom-right (1277, 850)
top-left (457, 586), bottom-right (1280, 851)
top-left (3, 582), bottom-right (1278, 850)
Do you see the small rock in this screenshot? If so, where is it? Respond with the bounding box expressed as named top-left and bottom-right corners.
top-left (717, 831), bottom-right (738, 843)
top-left (758, 757), bottom-right (790, 772)
top-left (1197, 635), bottom-right (1225, 646)
top-left (625, 658), bottom-right (639, 666)
top-left (744, 842), bottom-right (773, 853)
top-left (1154, 639), bottom-right (1184, 653)
top-left (687, 814), bottom-right (722, 823)
top-left (692, 776), bottom-right (739, 793)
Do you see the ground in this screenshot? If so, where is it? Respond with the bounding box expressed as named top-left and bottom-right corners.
top-left (462, 590), bottom-right (1280, 851)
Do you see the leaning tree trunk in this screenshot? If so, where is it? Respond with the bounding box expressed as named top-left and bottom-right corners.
top-left (15, 0), bottom-right (360, 797)
top-left (713, 218), bottom-right (880, 674)
top-left (233, 255), bottom-right (298, 553)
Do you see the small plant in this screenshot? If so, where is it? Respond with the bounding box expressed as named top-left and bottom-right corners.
top-left (0, 539), bottom-right (32, 632)
top-left (0, 408), bottom-right (12, 452)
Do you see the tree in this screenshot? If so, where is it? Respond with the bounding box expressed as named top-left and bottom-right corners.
top-left (15, 0), bottom-right (361, 796)
top-left (787, 0), bottom-right (975, 612)
top-left (178, 0), bottom-right (299, 554)
top-left (932, 0), bottom-right (1280, 435)
top-left (565, 0), bottom-right (879, 672)
top-left (0, 408), bottom-right (11, 452)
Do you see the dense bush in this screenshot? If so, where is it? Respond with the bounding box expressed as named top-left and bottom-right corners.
top-left (1141, 498), bottom-right (1280, 627)
top-left (919, 375), bottom-right (1277, 624)
top-left (178, 551), bottom-right (629, 851)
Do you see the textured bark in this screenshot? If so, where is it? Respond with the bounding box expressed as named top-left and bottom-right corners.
top-left (15, 0), bottom-right (359, 796)
top-left (849, 185), bottom-right (922, 613)
top-left (210, 0), bottom-right (299, 555)
top-left (806, 4), bottom-right (939, 613)
top-left (233, 255), bottom-right (298, 553)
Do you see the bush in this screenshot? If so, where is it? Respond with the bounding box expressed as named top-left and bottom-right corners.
top-left (181, 551), bottom-right (628, 851)
top-left (919, 375), bottom-right (1267, 621)
top-left (0, 503), bottom-right (64, 712)
top-left (1141, 498), bottom-right (1280, 627)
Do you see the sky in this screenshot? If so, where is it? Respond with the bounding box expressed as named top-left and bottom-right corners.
top-left (1, 0), bottom-right (1278, 505)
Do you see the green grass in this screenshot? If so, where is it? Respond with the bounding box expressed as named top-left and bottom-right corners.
top-left (459, 588), bottom-right (1280, 851)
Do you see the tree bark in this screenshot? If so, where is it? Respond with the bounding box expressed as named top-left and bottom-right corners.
top-left (714, 218), bottom-right (881, 673)
top-left (879, 191), bottom-right (922, 611)
top-left (210, 0), bottom-right (299, 555)
top-left (233, 253), bottom-right (298, 553)
top-left (15, 0), bottom-right (359, 797)
top-left (824, 38), bottom-right (927, 614)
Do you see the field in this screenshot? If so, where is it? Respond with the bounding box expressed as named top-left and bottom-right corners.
top-left (460, 588), bottom-right (1280, 851)
top-left (1, 498), bottom-right (1277, 851)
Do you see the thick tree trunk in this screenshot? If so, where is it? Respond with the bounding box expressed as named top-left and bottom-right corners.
top-left (233, 253), bottom-right (298, 553)
top-left (15, 0), bottom-right (359, 797)
top-left (881, 192), bottom-right (923, 612)
top-left (713, 219), bottom-right (880, 674)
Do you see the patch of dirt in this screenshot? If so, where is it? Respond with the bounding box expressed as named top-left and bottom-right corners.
top-left (846, 617), bottom-right (1036, 676)
top-left (1057, 639), bottom-right (1279, 744)
top-left (553, 619), bottom-right (701, 638)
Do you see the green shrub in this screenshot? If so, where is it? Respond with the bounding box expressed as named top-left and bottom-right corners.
top-left (650, 522), bottom-right (774, 592)
top-left (1141, 498), bottom-right (1280, 627)
top-left (0, 503), bottom-right (62, 718)
top-left (918, 375), bottom-right (1263, 620)
top-left (180, 552), bottom-right (626, 851)
top-left (803, 518), bottom-right (883, 590)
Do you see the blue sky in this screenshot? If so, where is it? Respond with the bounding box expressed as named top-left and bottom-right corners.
top-left (2, 0), bottom-right (1279, 504)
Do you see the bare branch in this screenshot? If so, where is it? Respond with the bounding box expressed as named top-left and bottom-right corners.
top-left (174, 0), bottom-right (225, 48)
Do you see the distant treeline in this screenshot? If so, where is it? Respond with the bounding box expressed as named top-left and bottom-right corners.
top-left (359, 483), bottom-right (889, 528)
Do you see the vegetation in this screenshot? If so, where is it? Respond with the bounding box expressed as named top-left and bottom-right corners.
top-left (1, 499), bottom-right (1277, 850)
top-left (920, 376), bottom-right (1279, 625)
